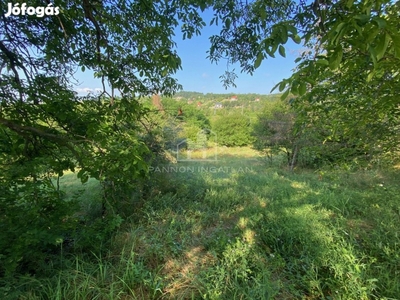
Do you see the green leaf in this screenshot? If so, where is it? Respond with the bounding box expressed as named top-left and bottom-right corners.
top-left (271, 81), bottom-right (286, 93)
top-left (291, 83), bottom-right (298, 95)
top-left (316, 59), bottom-right (329, 66)
top-left (259, 9), bottom-right (267, 20)
top-left (280, 29), bottom-right (288, 44)
top-left (286, 24), bottom-right (297, 34)
top-left (265, 45), bottom-right (275, 58)
top-left (352, 20), bottom-right (363, 36)
top-left (279, 81), bottom-right (286, 92)
top-left (225, 18), bottom-right (231, 29)
top-left (366, 70), bottom-right (375, 82)
top-left (271, 82), bottom-right (281, 93)
top-left (292, 34), bottom-right (301, 44)
top-left (299, 82), bottom-right (306, 96)
top-left (278, 45), bottom-right (286, 57)
top-left (390, 33), bottom-right (400, 58)
top-left (304, 78), bottom-right (316, 85)
top-left (354, 14), bottom-right (370, 26)
top-left (199, 1), bottom-right (207, 11)
top-left (271, 43), bottom-right (278, 55)
top-left (335, 22), bottom-right (346, 33)
top-left (365, 26), bottom-right (380, 44)
top-left (333, 23), bottom-right (346, 45)
top-left (281, 88), bottom-right (290, 100)
top-left (295, 57), bottom-right (302, 63)
top-left (329, 46), bottom-right (343, 70)
top-left (368, 46), bottom-right (378, 67)
top-left (81, 65), bottom-right (85, 72)
top-left (373, 17), bottom-right (386, 29)
top-left (375, 33), bottom-right (391, 60)
top-left (77, 170), bottom-right (89, 184)
top-left (254, 52), bottom-right (263, 69)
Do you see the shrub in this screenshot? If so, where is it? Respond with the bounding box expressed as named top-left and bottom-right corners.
top-left (212, 114), bottom-right (254, 147)
top-left (0, 178), bottom-right (79, 277)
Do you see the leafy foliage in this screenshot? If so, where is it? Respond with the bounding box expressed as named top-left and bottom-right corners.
top-left (1, 0), bottom-right (399, 287)
top-left (0, 0), bottom-right (214, 277)
top-left (252, 99), bottom-right (303, 169)
top-left (208, 0), bottom-right (400, 166)
top-left (213, 113), bottom-right (254, 147)
top-left (0, 177), bottom-right (78, 277)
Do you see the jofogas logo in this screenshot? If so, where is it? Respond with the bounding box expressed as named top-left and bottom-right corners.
top-left (4, 2), bottom-right (60, 17)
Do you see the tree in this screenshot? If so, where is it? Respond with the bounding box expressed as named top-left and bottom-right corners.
top-left (0, 0), bottom-right (214, 276)
top-left (208, 0), bottom-right (400, 165)
top-left (281, 0), bottom-right (400, 166)
top-left (252, 100), bottom-right (295, 167)
top-left (213, 114), bottom-right (254, 147)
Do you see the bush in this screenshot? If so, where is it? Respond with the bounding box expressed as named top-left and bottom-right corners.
top-left (0, 178), bottom-right (79, 277)
top-left (212, 114), bottom-right (254, 147)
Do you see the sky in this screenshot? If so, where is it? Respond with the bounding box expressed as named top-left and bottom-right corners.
top-left (75, 10), bottom-right (302, 96)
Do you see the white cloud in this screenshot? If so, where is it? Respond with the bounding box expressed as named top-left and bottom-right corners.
top-left (75, 87), bottom-right (102, 94)
top-left (201, 72), bottom-right (209, 78)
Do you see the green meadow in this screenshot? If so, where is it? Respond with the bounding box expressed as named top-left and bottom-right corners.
top-left (8, 147), bottom-right (399, 300)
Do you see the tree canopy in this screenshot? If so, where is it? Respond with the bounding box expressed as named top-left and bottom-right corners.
top-left (2, 0), bottom-right (399, 171)
top-left (207, 0), bottom-right (400, 165)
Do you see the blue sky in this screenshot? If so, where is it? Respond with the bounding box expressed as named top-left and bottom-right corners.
top-left (175, 28), bottom-right (301, 94)
top-left (75, 10), bottom-right (302, 96)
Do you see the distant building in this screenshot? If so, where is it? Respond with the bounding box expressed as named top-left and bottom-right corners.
top-left (188, 100), bottom-right (193, 104)
top-left (230, 95), bottom-right (238, 101)
top-left (215, 102), bottom-right (223, 109)
top-left (255, 98), bottom-right (260, 102)
top-left (197, 101), bottom-right (202, 107)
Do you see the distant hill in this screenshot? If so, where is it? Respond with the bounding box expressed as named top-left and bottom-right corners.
top-left (173, 91), bottom-right (282, 103)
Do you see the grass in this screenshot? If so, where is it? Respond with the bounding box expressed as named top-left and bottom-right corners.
top-left (56, 171), bottom-right (101, 202)
top-left (5, 147), bottom-right (400, 299)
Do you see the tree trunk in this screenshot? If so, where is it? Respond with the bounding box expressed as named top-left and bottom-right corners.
top-left (289, 144), bottom-right (299, 172)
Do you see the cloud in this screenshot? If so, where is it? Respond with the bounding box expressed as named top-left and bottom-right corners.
top-left (75, 87), bottom-right (102, 94)
top-left (201, 72), bottom-right (209, 78)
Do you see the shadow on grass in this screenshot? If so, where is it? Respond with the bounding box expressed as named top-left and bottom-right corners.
top-left (127, 161), bottom-right (399, 299)
top-left (15, 157), bottom-right (399, 299)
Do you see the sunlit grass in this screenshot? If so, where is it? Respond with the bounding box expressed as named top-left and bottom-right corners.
top-left (8, 147), bottom-right (400, 299)
top-left (174, 145), bottom-right (262, 160)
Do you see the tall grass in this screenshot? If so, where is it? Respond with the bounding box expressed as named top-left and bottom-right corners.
top-left (4, 148), bottom-right (400, 299)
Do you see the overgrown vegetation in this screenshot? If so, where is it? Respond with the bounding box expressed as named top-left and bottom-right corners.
top-left (2, 151), bottom-right (399, 299)
top-left (1, 0), bottom-right (400, 298)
